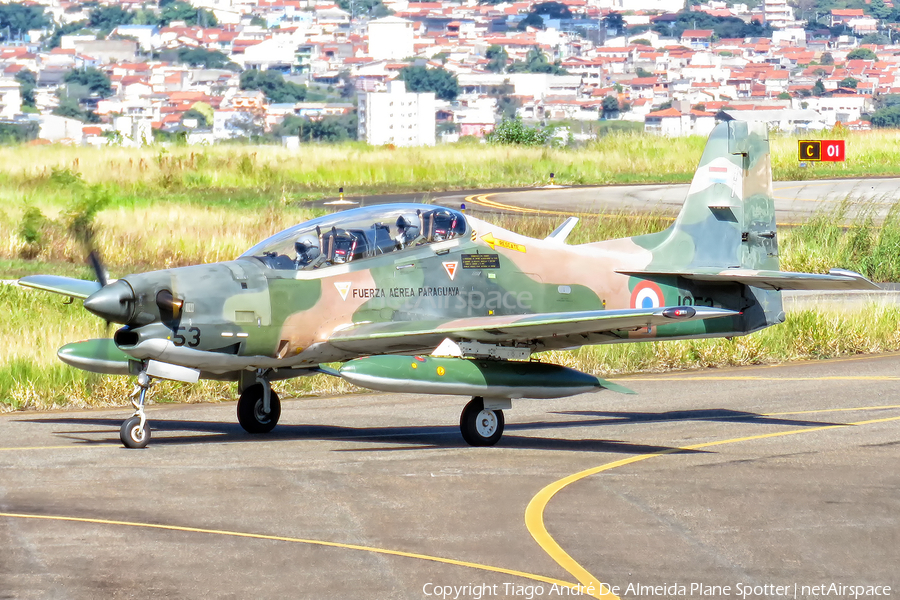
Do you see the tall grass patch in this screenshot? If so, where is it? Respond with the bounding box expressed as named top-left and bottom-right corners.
top-left (780, 201), bottom-right (900, 280)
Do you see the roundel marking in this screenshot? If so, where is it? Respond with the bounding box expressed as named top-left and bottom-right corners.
top-left (630, 280), bottom-right (664, 309)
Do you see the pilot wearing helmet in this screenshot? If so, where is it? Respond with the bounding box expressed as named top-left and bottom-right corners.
top-left (294, 235), bottom-right (321, 269)
top-left (395, 215), bottom-right (420, 249)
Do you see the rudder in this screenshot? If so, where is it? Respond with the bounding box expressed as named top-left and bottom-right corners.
top-left (635, 120), bottom-right (777, 272)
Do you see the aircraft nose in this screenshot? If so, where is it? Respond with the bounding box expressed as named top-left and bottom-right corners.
top-left (83, 279), bottom-right (136, 324)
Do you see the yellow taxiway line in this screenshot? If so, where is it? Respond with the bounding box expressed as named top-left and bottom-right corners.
top-left (0, 512), bottom-right (583, 592)
top-left (465, 192), bottom-right (805, 227)
top-left (524, 407), bottom-right (900, 600)
top-left (3, 405), bottom-right (899, 596)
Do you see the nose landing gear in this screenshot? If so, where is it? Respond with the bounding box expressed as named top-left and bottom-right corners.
top-left (120, 371), bottom-right (153, 449)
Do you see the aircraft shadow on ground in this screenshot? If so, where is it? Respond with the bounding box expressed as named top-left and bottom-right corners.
top-left (548, 408), bottom-right (843, 429)
top-left (19, 407), bottom-right (833, 453)
top-left (23, 415), bottom-right (706, 455)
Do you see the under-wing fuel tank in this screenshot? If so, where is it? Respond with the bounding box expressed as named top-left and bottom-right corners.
top-left (338, 355), bottom-right (634, 399)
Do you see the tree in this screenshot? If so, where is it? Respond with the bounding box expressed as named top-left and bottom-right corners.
top-left (861, 33), bottom-right (889, 45)
top-left (336, 0), bottom-right (391, 18)
top-left (273, 114), bottom-right (358, 141)
top-left (847, 48), bottom-right (877, 60)
top-left (304, 114), bottom-right (358, 142)
top-left (176, 47), bottom-right (239, 70)
top-left (812, 79), bottom-right (826, 96)
top-left (652, 10), bottom-right (771, 40)
top-left (601, 95), bottom-right (620, 119)
top-left (0, 3), bottom-right (50, 36)
top-left (839, 77), bottom-right (858, 89)
top-left (14, 69), bottom-right (35, 107)
top-left (508, 47), bottom-right (567, 75)
top-left (635, 67), bottom-right (653, 78)
top-left (531, 2), bottom-right (571, 19)
top-left (485, 45), bottom-right (508, 73)
top-left (869, 0), bottom-right (892, 21)
top-left (777, 91), bottom-right (791, 100)
top-left (398, 66), bottom-right (459, 101)
top-left (820, 52), bottom-right (834, 65)
top-left (240, 69), bottom-right (309, 103)
top-left (64, 67), bottom-right (112, 97)
top-left (870, 106), bottom-right (900, 127)
top-left (88, 5), bottom-right (133, 33)
top-left (52, 96), bottom-right (100, 123)
top-left (158, 1), bottom-right (217, 27)
top-left (181, 108), bottom-right (208, 127)
top-left (603, 11), bottom-right (624, 35)
top-left (517, 12), bottom-right (544, 30)
top-left (337, 70), bottom-right (356, 99)
top-left (45, 20), bottom-right (90, 49)
top-left (191, 101), bottom-right (214, 125)
top-left (486, 118), bottom-right (552, 146)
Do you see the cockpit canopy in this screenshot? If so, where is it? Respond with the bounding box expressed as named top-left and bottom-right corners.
top-left (242, 204), bottom-right (468, 271)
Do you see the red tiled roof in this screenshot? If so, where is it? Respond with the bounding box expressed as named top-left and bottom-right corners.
top-left (646, 107), bottom-right (682, 117)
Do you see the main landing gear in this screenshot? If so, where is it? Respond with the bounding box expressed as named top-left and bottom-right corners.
top-left (120, 371), bottom-right (153, 449)
top-left (459, 396), bottom-right (506, 446)
top-left (237, 370), bottom-right (281, 434)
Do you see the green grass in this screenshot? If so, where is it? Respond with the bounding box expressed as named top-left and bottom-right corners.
top-left (4, 131), bottom-right (900, 411)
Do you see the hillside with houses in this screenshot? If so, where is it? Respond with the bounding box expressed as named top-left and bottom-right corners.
top-left (0, 0), bottom-right (896, 146)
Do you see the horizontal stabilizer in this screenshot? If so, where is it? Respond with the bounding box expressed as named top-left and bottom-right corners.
top-left (19, 275), bottom-right (102, 299)
top-left (616, 268), bottom-right (879, 291)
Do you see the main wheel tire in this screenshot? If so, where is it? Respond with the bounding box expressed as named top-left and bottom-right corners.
top-left (120, 416), bottom-right (150, 449)
top-left (459, 397), bottom-right (504, 447)
top-left (237, 384), bottom-right (281, 434)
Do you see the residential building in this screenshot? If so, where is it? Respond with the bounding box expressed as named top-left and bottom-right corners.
top-left (368, 17), bottom-right (415, 60)
top-left (763, 0), bottom-right (797, 29)
top-left (0, 79), bottom-right (21, 118)
top-left (357, 79), bottom-right (435, 146)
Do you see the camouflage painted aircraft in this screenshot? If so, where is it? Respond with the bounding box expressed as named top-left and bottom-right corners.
top-left (19, 120), bottom-right (877, 448)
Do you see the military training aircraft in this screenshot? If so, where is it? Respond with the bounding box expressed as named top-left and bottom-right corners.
top-left (18, 120), bottom-right (878, 448)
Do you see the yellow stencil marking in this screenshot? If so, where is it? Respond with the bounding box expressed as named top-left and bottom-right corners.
top-left (481, 232), bottom-right (526, 253)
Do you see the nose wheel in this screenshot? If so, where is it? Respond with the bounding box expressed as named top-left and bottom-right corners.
top-left (120, 371), bottom-right (153, 449)
top-left (460, 397), bottom-right (505, 446)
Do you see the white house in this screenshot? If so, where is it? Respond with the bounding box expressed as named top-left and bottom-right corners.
top-left (357, 79), bottom-right (435, 147)
top-left (367, 16), bottom-right (414, 60)
top-left (0, 79), bottom-right (21, 118)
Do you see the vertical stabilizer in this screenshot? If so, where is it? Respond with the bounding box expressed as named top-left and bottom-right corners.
top-left (635, 120), bottom-right (777, 272)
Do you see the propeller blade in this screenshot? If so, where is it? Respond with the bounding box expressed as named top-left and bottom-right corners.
top-left (86, 249), bottom-right (108, 288)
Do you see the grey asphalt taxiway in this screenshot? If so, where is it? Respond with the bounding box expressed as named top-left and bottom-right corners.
top-left (325, 178), bottom-right (900, 224)
top-left (2, 355), bottom-right (899, 599)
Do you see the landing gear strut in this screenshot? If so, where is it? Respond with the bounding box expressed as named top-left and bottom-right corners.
top-left (459, 396), bottom-right (505, 446)
top-left (120, 371), bottom-right (153, 449)
top-left (237, 370), bottom-right (281, 434)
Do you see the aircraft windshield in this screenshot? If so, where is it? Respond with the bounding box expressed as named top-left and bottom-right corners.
top-left (241, 204), bottom-right (468, 270)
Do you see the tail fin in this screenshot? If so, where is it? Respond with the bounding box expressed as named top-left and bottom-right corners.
top-left (635, 119), bottom-right (777, 272)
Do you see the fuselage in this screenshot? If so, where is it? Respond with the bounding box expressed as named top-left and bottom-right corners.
top-left (99, 203), bottom-right (773, 377)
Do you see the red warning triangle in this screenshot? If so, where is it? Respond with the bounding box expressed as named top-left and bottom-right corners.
top-left (442, 261), bottom-right (458, 280)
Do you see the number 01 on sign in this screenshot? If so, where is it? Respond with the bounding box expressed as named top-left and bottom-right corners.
top-left (798, 140), bottom-right (845, 162)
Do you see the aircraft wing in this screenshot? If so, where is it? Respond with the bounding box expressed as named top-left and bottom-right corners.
top-left (18, 275), bottom-right (102, 299)
top-left (616, 268), bottom-right (879, 291)
top-left (328, 306), bottom-right (738, 352)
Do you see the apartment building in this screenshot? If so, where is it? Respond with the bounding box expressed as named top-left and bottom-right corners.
top-left (357, 79), bottom-right (435, 146)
